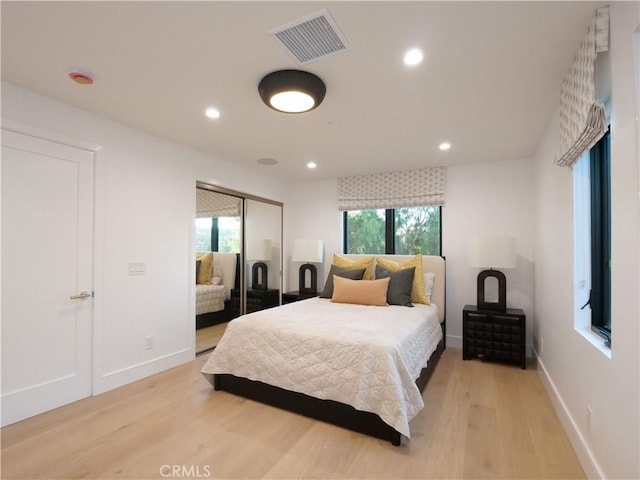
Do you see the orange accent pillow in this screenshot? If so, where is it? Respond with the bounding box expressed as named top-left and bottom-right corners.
top-left (375, 255), bottom-right (429, 304)
top-left (332, 254), bottom-right (375, 280)
top-left (330, 275), bottom-right (390, 306)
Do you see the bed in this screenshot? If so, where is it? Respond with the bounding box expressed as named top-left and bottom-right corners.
top-left (202, 254), bottom-right (446, 445)
top-left (195, 252), bottom-right (238, 329)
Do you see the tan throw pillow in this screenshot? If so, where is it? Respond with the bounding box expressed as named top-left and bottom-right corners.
top-left (195, 252), bottom-right (213, 285)
top-left (375, 255), bottom-right (429, 304)
top-left (331, 276), bottom-right (390, 306)
top-left (332, 254), bottom-right (375, 280)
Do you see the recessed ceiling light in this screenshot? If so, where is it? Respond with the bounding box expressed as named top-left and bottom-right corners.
top-left (307, 161), bottom-right (317, 169)
top-left (257, 158), bottom-right (278, 166)
top-left (439, 142), bottom-right (451, 151)
top-left (403, 48), bottom-right (423, 66)
top-left (205, 107), bottom-right (220, 119)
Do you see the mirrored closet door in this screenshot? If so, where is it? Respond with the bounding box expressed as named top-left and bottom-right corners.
top-left (194, 183), bottom-right (282, 354)
top-left (244, 198), bottom-right (282, 315)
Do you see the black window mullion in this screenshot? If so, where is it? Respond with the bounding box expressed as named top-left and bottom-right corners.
top-left (211, 217), bottom-right (219, 252)
top-left (342, 211), bottom-right (348, 253)
top-left (385, 209), bottom-right (395, 254)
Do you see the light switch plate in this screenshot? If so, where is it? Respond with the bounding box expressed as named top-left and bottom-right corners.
top-left (128, 262), bottom-right (146, 275)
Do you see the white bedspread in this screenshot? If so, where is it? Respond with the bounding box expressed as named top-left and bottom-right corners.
top-left (201, 297), bottom-right (443, 438)
top-left (195, 284), bottom-right (225, 316)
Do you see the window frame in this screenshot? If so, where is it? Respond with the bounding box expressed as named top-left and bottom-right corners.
top-left (589, 128), bottom-right (611, 345)
top-left (342, 206), bottom-right (442, 256)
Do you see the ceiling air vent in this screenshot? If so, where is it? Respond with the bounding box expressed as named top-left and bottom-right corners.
top-left (270, 9), bottom-right (348, 65)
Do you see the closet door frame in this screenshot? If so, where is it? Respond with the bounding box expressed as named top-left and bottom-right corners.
top-left (196, 181), bottom-right (283, 315)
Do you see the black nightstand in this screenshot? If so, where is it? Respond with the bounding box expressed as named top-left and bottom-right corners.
top-left (231, 288), bottom-right (280, 315)
top-left (463, 305), bottom-right (526, 369)
top-left (282, 291), bottom-right (318, 304)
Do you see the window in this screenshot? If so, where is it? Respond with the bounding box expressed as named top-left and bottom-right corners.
top-left (343, 206), bottom-right (441, 255)
top-left (194, 216), bottom-right (241, 253)
top-left (588, 129), bottom-right (611, 342)
top-left (574, 128), bottom-right (611, 348)
top-left (195, 217), bottom-right (213, 251)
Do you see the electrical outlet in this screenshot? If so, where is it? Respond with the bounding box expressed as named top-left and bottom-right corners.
top-left (587, 405), bottom-right (593, 433)
top-left (145, 335), bottom-right (154, 350)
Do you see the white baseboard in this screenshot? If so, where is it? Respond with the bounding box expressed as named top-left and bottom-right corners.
top-left (535, 350), bottom-right (604, 479)
top-left (93, 348), bottom-right (194, 395)
top-left (446, 334), bottom-right (462, 350)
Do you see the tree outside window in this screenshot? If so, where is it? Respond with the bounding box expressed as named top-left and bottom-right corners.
top-left (344, 206), bottom-right (441, 255)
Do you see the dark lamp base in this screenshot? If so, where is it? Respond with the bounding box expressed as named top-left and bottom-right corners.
top-left (299, 264), bottom-right (318, 294)
top-left (477, 269), bottom-right (507, 311)
top-left (252, 262), bottom-right (268, 290)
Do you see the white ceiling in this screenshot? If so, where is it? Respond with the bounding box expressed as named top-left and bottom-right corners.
top-left (1, 1), bottom-right (602, 182)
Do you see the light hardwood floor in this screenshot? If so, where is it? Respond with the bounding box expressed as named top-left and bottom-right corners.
top-left (196, 322), bottom-right (228, 353)
top-left (1, 348), bottom-right (585, 479)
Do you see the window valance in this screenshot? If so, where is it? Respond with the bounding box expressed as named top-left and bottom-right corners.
top-left (337, 166), bottom-right (446, 211)
top-left (555, 6), bottom-right (609, 168)
top-left (196, 189), bottom-right (241, 218)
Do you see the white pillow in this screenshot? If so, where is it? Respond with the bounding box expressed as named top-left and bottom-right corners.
top-left (423, 272), bottom-right (435, 302)
top-left (212, 263), bottom-right (223, 285)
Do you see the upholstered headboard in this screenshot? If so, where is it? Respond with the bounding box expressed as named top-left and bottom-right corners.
top-left (337, 254), bottom-right (446, 323)
top-left (197, 252), bottom-right (237, 301)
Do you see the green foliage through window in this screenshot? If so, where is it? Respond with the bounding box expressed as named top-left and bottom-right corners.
top-left (195, 216), bottom-right (241, 253)
top-left (344, 206), bottom-right (441, 255)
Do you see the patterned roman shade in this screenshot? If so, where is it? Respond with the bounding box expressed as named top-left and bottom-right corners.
top-left (196, 189), bottom-right (241, 218)
top-left (337, 166), bottom-right (446, 211)
top-left (555, 6), bottom-right (610, 168)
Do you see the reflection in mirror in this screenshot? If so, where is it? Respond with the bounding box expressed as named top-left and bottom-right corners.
top-left (245, 199), bottom-right (282, 314)
top-left (195, 188), bottom-right (242, 354)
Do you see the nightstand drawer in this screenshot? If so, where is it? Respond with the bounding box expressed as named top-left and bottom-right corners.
top-left (463, 305), bottom-right (526, 369)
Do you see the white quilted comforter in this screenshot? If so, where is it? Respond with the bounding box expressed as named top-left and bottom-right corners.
top-left (201, 297), bottom-right (443, 438)
top-left (195, 284), bottom-right (225, 316)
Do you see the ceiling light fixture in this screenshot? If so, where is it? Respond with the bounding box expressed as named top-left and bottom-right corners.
top-left (403, 48), bottom-right (423, 66)
top-left (439, 142), bottom-right (452, 151)
top-left (258, 70), bottom-right (326, 113)
top-left (307, 161), bottom-right (317, 169)
top-left (205, 107), bottom-right (220, 119)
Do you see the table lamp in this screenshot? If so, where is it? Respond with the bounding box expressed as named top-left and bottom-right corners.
top-left (248, 239), bottom-right (272, 290)
top-left (291, 239), bottom-right (324, 294)
top-left (468, 236), bottom-right (517, 311)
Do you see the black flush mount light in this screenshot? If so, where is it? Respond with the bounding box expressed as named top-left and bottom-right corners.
top-left (258, 69), bottom-right (326, 113)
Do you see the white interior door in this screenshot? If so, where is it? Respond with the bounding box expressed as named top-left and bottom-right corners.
top-left (1, 129), bottom-right (94, 426)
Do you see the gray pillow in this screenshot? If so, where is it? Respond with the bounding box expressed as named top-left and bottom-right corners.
top-left (319, 265), bottom-right (366, 298)
top-left (375, 265), bottom-right (415, 307)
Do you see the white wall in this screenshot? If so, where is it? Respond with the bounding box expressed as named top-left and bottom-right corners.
top-left (283, 178), bottom-right (342, 293)
top-left (443, 159), bottom-right (534, 350)
top-left (1, 82), bottom-right (286, 395)
top-left (532, 3), bottom-right (639, 478)
top-left (284, 159), bottom-right (535, 352)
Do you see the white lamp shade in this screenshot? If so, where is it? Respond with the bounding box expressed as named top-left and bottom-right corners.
top-left (248, 239), bottom-right (272, 261)
top-left (291, 239), bottom-right (324, 263)
top-left (468, 237), bottom-right (517, 269)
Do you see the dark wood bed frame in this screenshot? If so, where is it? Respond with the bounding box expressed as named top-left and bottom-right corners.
top-left (213, 321), bottom-right (446, 446)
